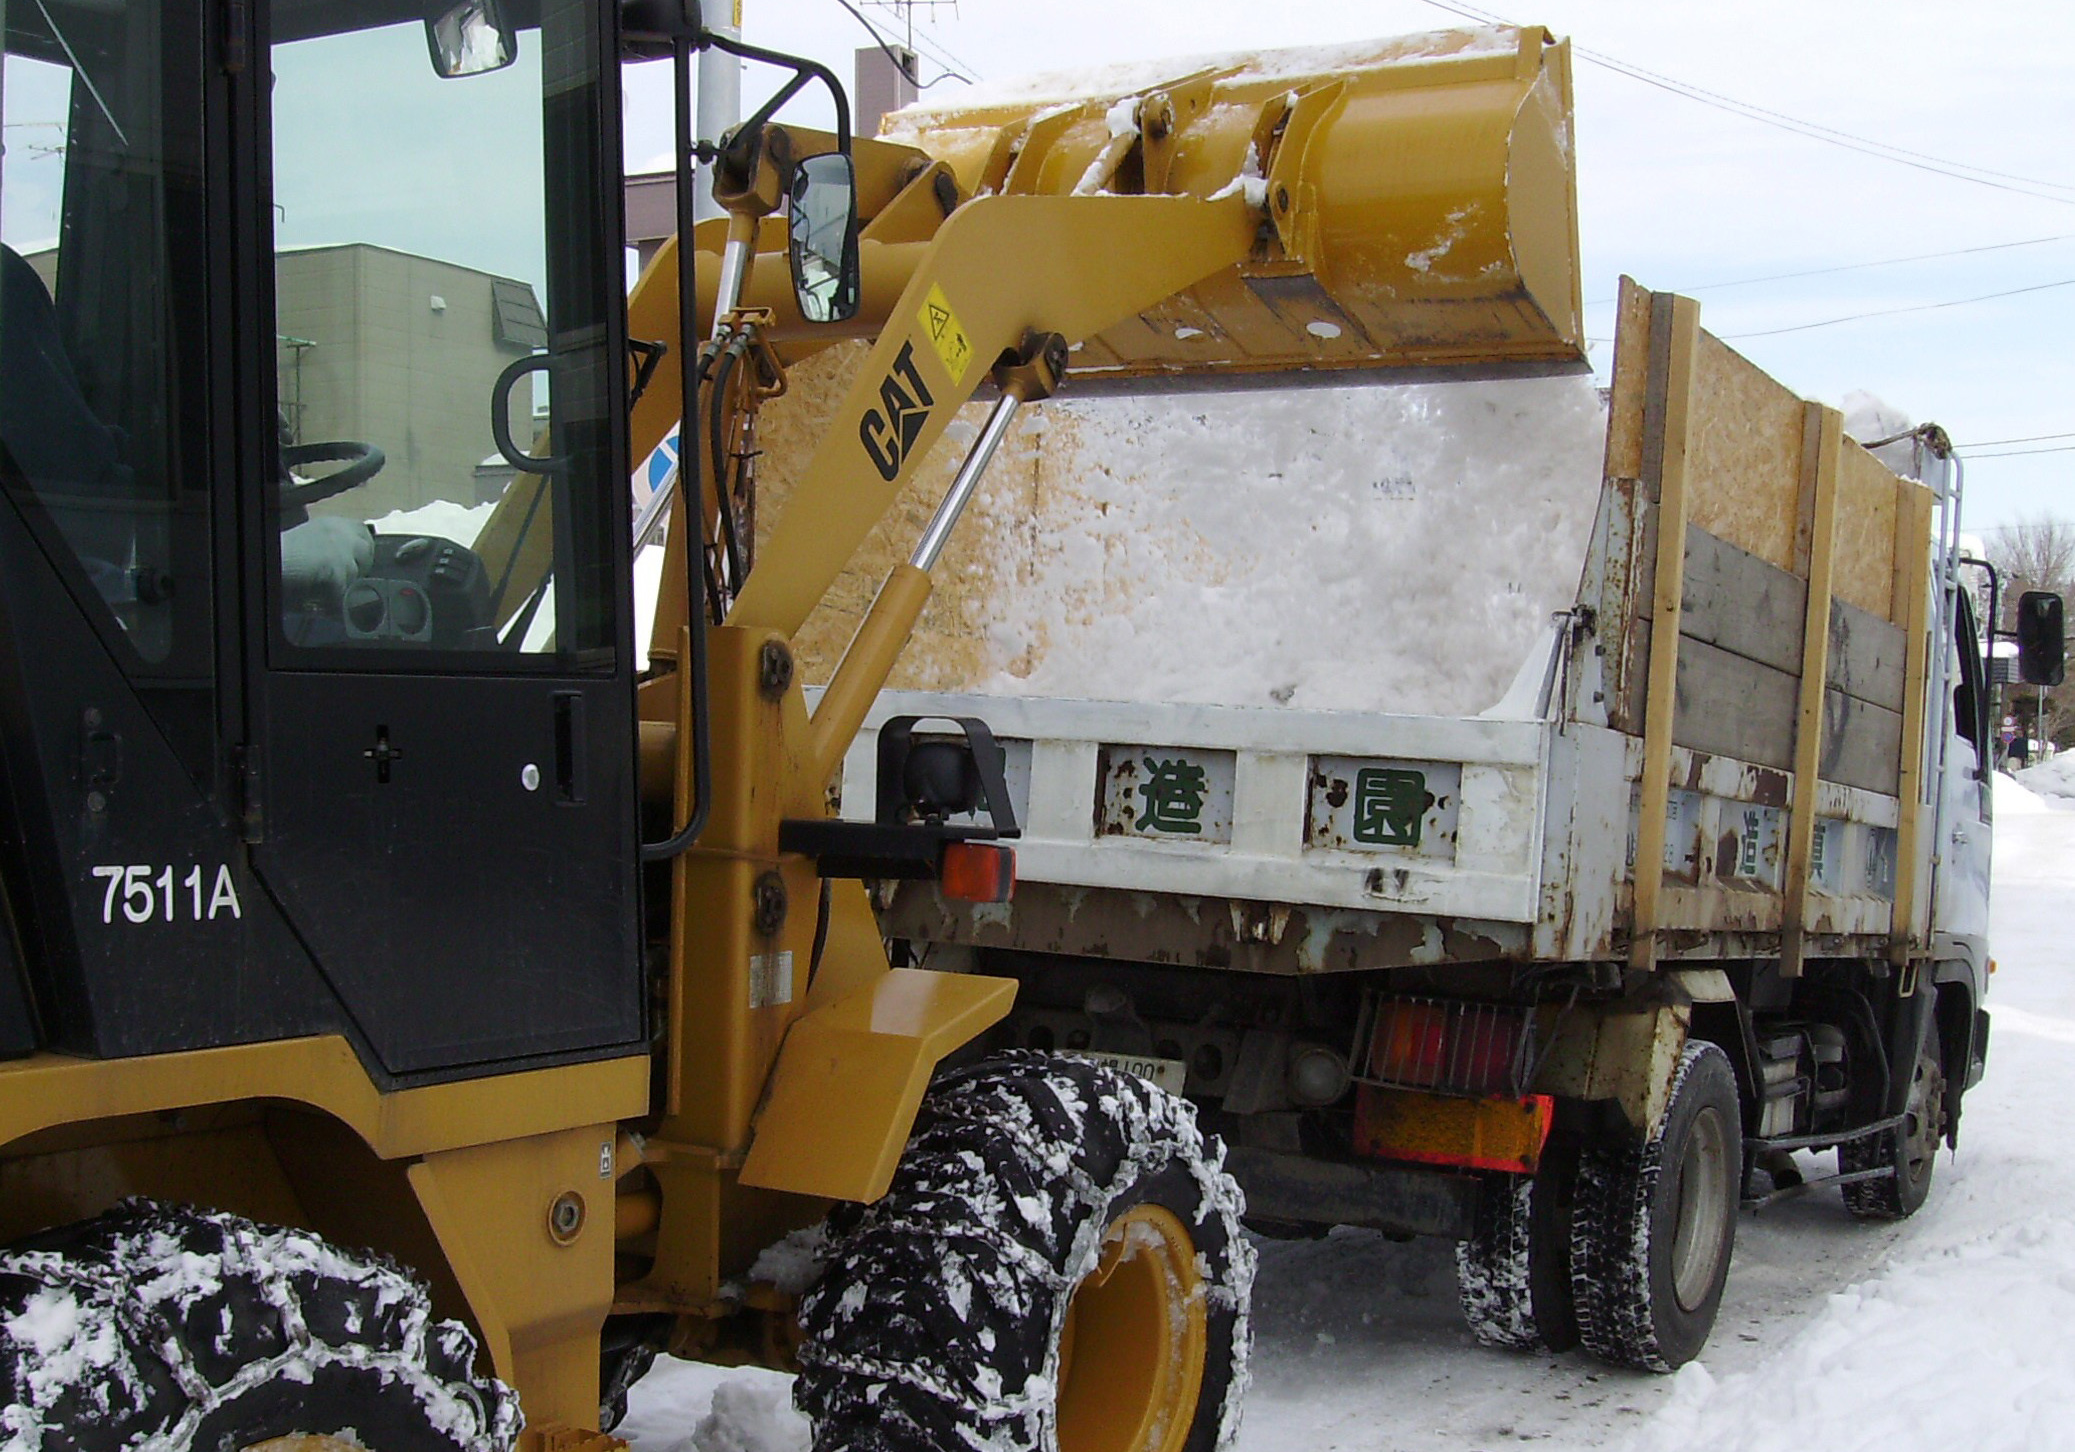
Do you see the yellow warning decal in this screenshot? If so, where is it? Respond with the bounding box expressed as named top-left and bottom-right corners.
top-left (918, 282), bottom-right (976, 386)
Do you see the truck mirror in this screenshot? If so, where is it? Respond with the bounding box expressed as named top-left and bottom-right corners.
top-left (425, 0), bottom-right (518, 77)
top-left (2017, 590), bottom-right (2065, 686)
top-left (787, 153), bottom-right (861, 324)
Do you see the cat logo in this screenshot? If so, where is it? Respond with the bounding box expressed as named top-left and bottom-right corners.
top-left (859, 340), bottom-right (936, 483)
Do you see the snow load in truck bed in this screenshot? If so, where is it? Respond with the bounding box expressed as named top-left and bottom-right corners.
top-left (945, 374), bottom-right (1608, 718)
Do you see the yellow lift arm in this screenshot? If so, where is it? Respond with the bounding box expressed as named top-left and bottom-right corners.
top-left (618, 21), bottom-right (1585, 1300)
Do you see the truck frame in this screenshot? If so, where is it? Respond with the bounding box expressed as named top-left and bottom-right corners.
top-left (836, 277), bottom-right (2030, 1369)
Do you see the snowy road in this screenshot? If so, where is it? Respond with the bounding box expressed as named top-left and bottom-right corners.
top-left (621, 785), bottom-right (2075, 1451)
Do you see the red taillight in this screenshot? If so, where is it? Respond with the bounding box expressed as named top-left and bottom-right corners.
top-left (1366, 998), bottom-right (1528, 1098)
top-left (942, 841), bottom-right (1015, 903)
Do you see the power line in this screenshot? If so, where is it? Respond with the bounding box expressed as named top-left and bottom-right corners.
top-left (904, 16), bottom-right (984, 82)
top-left (1583, 234), bottom-right (2075, 307)
top-left (831, 0), bottom-right (972, 88)
top-left (1965, 444), bottom-right (2075, 461)
top-left (1958, 431), bottom-right (2075, 449)
top-left (1414, 0), bottom-right (2075, 207)
top-left (1718, 278), bottom-right (2075, 340)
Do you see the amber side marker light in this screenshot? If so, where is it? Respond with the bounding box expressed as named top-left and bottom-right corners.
top-left (942, 841), bottom-right (1015, 903)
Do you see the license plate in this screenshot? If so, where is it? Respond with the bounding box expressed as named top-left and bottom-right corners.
top-left (1064, 1050), bottom-right (1188, 1095)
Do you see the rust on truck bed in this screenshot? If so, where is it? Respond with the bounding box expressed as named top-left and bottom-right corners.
top-left (883, 878), bottom-right (1529, 975)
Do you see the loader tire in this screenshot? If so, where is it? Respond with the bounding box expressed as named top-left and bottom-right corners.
top-left (1569, 1042), bottom-right (1739, 1372)
top-left (795, 1051), bottom-right (1254, 1452)
top-left (1455, 1132), bottom-right (1580, 1353)
top-left (1841, 1019), bottom-right (1946, 1221)
top-left (0, 1200), bottom-right (519, 1452)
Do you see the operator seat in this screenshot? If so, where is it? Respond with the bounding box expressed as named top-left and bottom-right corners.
top-left (0, 243), bottom-right (136, 579)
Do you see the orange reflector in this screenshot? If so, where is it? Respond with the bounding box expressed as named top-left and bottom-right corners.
top-left (1352, 1085), bottom-right (1555, 1175)
top-left (942, 841), bottom-right (1014, 903)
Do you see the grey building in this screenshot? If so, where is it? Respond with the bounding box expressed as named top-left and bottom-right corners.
top-left (274, 243), bottom-right (545, 521)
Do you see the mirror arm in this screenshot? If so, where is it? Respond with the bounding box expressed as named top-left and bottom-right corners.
top-left (700, 30), bottom-right (852, 158)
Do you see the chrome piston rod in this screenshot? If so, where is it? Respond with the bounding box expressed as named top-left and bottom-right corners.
top-left (910, 391), bottom-right (1023, 572)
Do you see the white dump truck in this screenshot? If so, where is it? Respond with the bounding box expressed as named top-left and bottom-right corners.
top-left (827, 279), bottom-right (2059, 1371)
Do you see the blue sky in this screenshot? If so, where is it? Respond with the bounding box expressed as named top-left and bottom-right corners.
top-left (623, 0), bottom-right (2075, 533)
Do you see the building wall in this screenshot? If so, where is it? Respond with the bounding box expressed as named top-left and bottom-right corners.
top-left (275, 245), bottom-right (539, 522)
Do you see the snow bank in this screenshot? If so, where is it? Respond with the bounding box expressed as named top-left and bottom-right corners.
top-left (2015, 754), bottom-right (2075, 802)
top-left (1994, 770), bottom-right (2051, 816)
top-left (618, 1365), bottom-right (806, 1452)
top-left (690, 1380), bottom-right (809, 1452)
top-left (968, 375), bottom-right (1607, 717)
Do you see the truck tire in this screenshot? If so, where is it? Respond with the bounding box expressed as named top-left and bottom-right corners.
top-left (1569, 1042), bottom-right (1740, 1372)
top-left (1455, 1132), bottom-right (1580, 1353)
top-left (0, 1200), bottom-right (519, 1452)
top-left (795, 1052), bottom-right (1254, 1452)
top-left (1840, 1019), bottom-right (1946, 1220)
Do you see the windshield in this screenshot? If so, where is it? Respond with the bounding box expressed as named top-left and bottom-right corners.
top-left (1, 0), bottom-right (203, 670)
top-left (267, 0), bottom-right (621, 660)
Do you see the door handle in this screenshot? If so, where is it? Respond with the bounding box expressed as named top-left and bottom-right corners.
top-left (553, 693), bottom-right (586, 805)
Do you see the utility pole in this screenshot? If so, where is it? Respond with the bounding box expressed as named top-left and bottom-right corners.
top-left (695, 0), bottom-right (742, 223)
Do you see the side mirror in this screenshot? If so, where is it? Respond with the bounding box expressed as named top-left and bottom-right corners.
top-left (2018, 590), bottom-right (2065, 686)
top-left (787, 152), bottom-right (861, 325)
top-left (426, 0), bottom-right (518, 77)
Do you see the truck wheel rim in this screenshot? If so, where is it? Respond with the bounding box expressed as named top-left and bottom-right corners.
top-left (246, 1439), bottom-right (373, 1451)
top-left (1670, 1105), bottom-right (1731, 1312)
top-left (1055, 1202), bottom-right (1208, 1452)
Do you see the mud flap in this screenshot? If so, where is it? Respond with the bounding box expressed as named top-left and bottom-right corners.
top-left (739, 967), bottom-right (1016, 1202)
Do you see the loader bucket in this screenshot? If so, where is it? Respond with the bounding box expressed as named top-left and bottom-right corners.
top-left (879, 25), bottom-right (1583, 382)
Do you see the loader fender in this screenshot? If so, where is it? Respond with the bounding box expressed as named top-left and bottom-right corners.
top-left (738, 967), bottom-right (1016, 1202)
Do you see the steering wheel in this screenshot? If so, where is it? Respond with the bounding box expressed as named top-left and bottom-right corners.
top-left (281, 439), bottom-right (387, 511)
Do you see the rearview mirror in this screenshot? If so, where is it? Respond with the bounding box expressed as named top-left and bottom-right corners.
top-left (426, 0), bottom-right (518, 77)
top-left (787, 153), bottom-right (861, 325)
top-left (2017, 590), bottom-right (2065, 686)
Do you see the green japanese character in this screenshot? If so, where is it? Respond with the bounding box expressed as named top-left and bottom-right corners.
top-left (1352, 767), bottom-right (1426, 848)
top-left (1136, 757), bottom-right (1208, 834)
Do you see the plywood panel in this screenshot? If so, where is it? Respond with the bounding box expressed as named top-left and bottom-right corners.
top-left (1683, 333), bottom-right (1805, 572)
top-left (1832, 443), bottom-right (1902, 621)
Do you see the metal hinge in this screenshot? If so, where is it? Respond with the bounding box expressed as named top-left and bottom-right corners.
top-left (220, 0), bottom-right (248, 74)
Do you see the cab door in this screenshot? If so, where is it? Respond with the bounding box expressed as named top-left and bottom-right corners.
top-left (244, 0), bottom-right (642, 1076)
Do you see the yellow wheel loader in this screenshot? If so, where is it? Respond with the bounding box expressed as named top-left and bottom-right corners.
top-left (0, 0), bottom-right (1579, 1445)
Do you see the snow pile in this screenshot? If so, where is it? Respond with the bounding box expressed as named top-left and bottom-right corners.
top-left (1994, 769), bottom-right (2052, 816)
top-left (971, 374), bottom-right (1607, 716)
top-left (2015, 753), bottom-right (2075, 802)
top-left (1620, 1209), bottom-right (2075, 1452)
top-left (689, 1380), bottom-right (810, 1452)
top-left (1841, 390), bottom-right (1920, 479)
top-left (746, 1225), bottom-right (827, 1297)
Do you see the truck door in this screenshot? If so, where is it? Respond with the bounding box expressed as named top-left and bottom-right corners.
top-left (245, 0), bottom-right (642, 1076)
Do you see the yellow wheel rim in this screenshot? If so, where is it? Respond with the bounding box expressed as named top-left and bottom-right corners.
top-left (1055, 1202), bottom-right (1208, 1452)
top-left (245, 1438), bottom-right (372, 1452)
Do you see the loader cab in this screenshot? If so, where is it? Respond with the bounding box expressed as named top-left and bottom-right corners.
top-left (0, 0), bottom-right (644, 1077)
